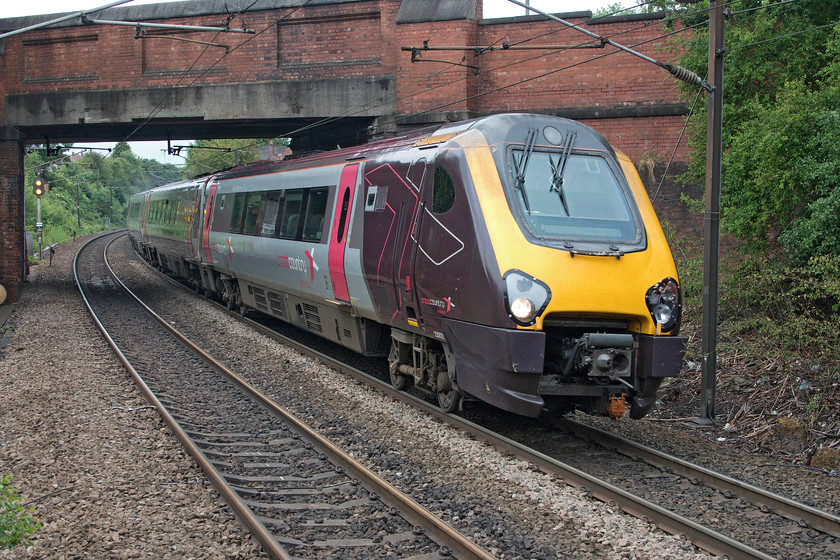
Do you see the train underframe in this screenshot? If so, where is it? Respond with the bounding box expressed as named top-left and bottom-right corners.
top-left (388, 316), bottom-right (684, 419)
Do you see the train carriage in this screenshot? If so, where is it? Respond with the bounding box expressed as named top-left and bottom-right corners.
top-left (127, 113), bottom-right (687, 420)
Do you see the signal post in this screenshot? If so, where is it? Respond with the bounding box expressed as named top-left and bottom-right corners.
top-left (33, 176), bottom-right (45, 259)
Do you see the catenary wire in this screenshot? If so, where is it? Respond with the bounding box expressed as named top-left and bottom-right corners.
top-left (374, 0), bottom-right (806, 134)
top-left (651, 82), bottom-right (703, 204)
top-left (180, 1), bottom-right (729, 156)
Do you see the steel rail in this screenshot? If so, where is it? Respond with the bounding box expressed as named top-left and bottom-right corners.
top-left (130, 241), bottom-right (775, 560)
top-left (556, 417), bottom-right (840, 538)
top-left (75, 232), bottom-right (292, 560)
top-left (104, 234), bottom-right (495, 560)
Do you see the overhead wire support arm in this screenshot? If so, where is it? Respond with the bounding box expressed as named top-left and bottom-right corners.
top-left (405, 43), bottom-right (479, 72)
top-left (83, 18), bottom-right (256, 34)
top-left (505, 0), bottom-right (712, 92)
top-left (134, 28), bottom-right (231, 53)
top-left (401, 39), bottom-right (606, 55)
top-left (0, 0), bottom-right (132, 40)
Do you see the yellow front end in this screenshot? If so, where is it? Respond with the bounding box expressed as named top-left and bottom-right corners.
top-left (459, 130), bottom-right (677, 335)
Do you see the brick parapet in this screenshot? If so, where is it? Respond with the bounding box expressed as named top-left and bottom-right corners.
top-left (1, 2), bottom-right (689, 163)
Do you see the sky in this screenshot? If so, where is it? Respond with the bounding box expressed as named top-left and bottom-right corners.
top-left (2, 0), bottom-right (623, 162)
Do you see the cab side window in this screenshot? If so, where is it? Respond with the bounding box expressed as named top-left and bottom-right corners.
top-left (433, 166), bottom-right (456, 214)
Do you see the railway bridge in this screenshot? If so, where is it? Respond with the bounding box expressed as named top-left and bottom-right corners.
top-left (0, 0), bottom-right (689, 302)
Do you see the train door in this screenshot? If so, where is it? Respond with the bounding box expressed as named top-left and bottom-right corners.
top-left (361, 158), bottom-right (426, 326)
top-left (328, 164), bottom-right (359, 302)
top-left (188, 181), bottom-right (205, 259)
top-left (201, 180), bottom-right (218, 264)
top-left (410, 161), bottom-right (468, 324)
top-left (396, 159), bottom-right (428, 326)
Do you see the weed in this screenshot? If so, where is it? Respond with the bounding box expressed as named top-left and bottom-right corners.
top-left (0, 474), bottom-right (41, 548)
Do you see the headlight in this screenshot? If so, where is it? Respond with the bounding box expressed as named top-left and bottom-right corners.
top-left (645, 277), bottom-right (681, 333)
top-left (503, 270), bottom-right (551, 326)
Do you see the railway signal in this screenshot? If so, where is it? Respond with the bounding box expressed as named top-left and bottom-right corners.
top-left (33, 176), bottom-right (45, 197)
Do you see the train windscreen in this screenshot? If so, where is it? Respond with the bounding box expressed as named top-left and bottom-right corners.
top-left (510, 150), bottom-right (641, 244)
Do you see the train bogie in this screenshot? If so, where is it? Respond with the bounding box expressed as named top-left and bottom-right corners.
top-left (127, 113), bottom-right (686, 420)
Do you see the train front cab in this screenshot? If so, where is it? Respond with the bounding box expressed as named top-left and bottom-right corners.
top-left (436, 116), bottom-right (687, 419)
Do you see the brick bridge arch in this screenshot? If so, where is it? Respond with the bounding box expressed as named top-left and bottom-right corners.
top-left (0, 0), bottom-right (691, 301)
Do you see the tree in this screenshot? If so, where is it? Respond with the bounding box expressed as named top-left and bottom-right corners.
top-left (593, 0), bottom-right (689, 18)
top-left (182, 138), bottom-right (291, 178)
top-left (24, 144), bottom-right (182, 247)
top-left (673, 0), bottom-right (840, 262)
top-left (183, 139), bottom-right (260, 178)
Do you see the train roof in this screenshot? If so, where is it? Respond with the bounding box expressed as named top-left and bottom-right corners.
top-left (137, 114), bottom-right (616, 191)
top-left (442, 113), bottom-right (617, 155)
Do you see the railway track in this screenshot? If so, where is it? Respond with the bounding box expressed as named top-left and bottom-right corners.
top-left (555, 417), bottom-right (840, 539)
top-left (102, 231), bottom-right (840, 559)
top-left (75, 231), bottom-right (494, 560)
top-left (472, 411), bottom-right (840, 560)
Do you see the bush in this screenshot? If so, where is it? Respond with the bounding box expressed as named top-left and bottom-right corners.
top-left (0, 474), bottom-right (41, 548)
top-left (717, 252), bottom-right (840, 367)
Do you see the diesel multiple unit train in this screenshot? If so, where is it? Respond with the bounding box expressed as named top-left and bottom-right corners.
top-left (127, 113), bottom-right (687, 419)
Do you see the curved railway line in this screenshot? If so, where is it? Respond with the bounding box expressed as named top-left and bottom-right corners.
top-left (75, 231), bottom-right (494, 560)
top-left (78, 231), bottom-right (840, 559)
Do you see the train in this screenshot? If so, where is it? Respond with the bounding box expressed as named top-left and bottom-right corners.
top-left (127, 113), bottom-right (687, 420)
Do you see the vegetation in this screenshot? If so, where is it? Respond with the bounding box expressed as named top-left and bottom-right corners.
top-left (25, 142), bottom-right (181, 250)
top-left (182, 138), bottom-right (261, 178)
top-left (25, 137), bottom-right (290, 251)
top-left (674, 0), bottom-right (840, 262)
top-left (0, 474), bottom-right (41, 548)
top-left (182, 138), bottom-right (289, 178)
top-left (652, 0), bottom-right (840, 457)
top-left (593, 0), bottom-right (691, 18)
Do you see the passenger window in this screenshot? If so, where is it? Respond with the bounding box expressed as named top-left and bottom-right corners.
top-left (433, 166), bottom-right (456, 214)
top-left (242, 192), bottom-right (265, 236)
top-left (303, 188), bottom-right (329, 242)
top-left (229, 193), bottom-right (247, 234)
top-left (260, 191), bottom-right (282, 237)
top-left (279, 190), bottom-right (304, 239)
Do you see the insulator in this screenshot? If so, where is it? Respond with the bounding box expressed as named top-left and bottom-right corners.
top-left (667, 64), bottom-right (700, 84)
top-left (665, 64), bottom-right (713, 92)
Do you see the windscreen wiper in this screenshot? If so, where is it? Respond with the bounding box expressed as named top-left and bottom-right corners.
top-left (549, 131), bottom-right (576, 216)
top-left (512, 127), bottom-right (538, 213)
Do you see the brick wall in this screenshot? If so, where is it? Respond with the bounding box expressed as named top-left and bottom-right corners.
top-left (1, 2), bottom-right (689, 163)
top-left (0, 129), bottom-right (25, 303)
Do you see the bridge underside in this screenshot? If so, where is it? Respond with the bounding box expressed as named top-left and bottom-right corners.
top-left (6, 77), bottom-right (395, 150)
